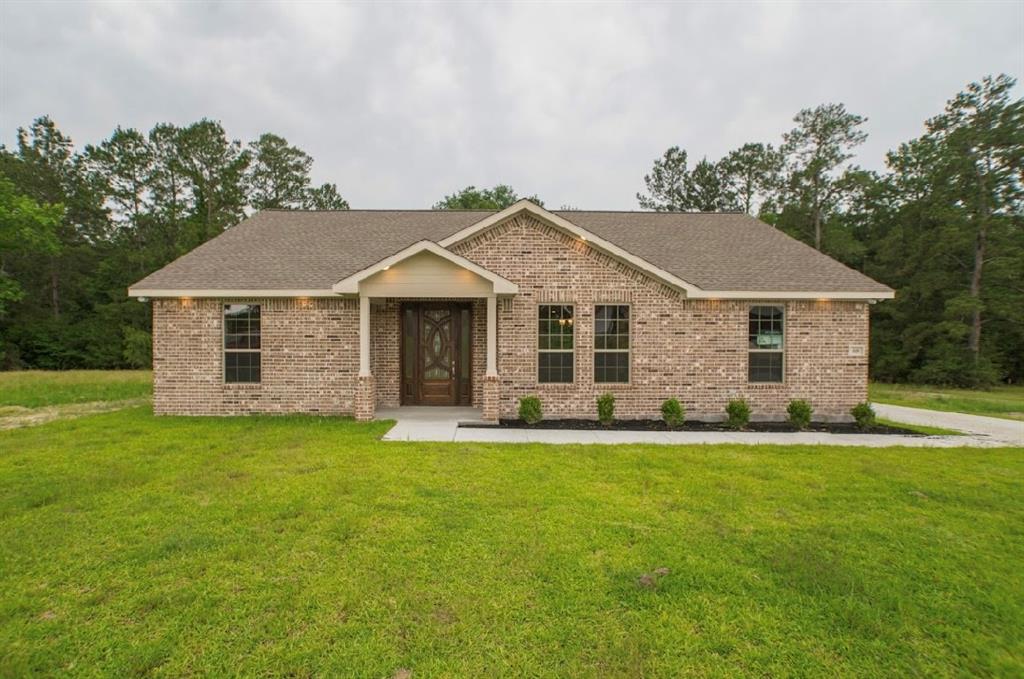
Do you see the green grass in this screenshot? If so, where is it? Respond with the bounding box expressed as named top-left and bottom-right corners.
top-left (877, 418), bottom-right (964, 437)
top-left (871, 382), bottom-right (1024, 421)
top-left (0, 370), bottom-right (152, 408)
top-left (1, 407), bottom-right (1022, 677)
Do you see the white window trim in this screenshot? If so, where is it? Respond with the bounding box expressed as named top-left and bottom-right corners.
top-left (747, 304), bottom-right (785, 384)
top-left (594, 303), bottom-right (631, 385)
top-left (224, 303), bottom-right (262, 384)
top-left (537, 303), bottom-right (575, 384)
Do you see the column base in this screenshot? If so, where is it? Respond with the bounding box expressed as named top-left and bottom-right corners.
top-left (482, 374), bottom-right (500, 423)
top-left (355, 374), bottom-right (376, 421)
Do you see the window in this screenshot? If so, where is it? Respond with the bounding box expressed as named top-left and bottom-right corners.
top-left (594, 305), bottom-right (630, 383)
top-left (224, 304), bottom-right (261, 383)
top-left (748, 305), bottom-right (783, 383)
top-left (538, 305), bottom-right (574, 383)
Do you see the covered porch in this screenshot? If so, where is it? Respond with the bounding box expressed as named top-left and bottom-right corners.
top-left (333, 241), bottom-right (517, 422)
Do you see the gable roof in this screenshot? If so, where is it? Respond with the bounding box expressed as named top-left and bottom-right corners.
top-left (128, 201), bottom-right (893, 299)
top-left (333, 240), bottom-right (518, 294)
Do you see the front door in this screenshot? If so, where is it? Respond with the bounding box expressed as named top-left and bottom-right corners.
top-left (401, 302), bottom-right (472, 405)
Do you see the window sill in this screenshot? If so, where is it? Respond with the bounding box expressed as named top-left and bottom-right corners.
top-left (747, 382), bottom-right (785, 388)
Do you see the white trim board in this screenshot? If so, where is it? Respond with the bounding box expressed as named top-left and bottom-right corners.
top-left (332, 240), bottom-right (518, 295)
top-left (127, 288), bottom-right (337, 298)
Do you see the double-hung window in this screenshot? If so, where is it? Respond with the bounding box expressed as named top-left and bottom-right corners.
top-left (224, 304), bottom-right (261, 383)
top-left (594, 304), bottom-right (630, 383)
top-left (538, 305), bottom-right (574, 383)
top-left (748, 305), bottom-right (783, 383)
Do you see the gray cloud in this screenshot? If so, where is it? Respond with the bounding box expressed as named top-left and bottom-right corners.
top-left (2, 0), bottom-right (1021, 208)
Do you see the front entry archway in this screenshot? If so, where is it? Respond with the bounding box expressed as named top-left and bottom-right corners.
top-left (400, 302), bottom-right (473, 406)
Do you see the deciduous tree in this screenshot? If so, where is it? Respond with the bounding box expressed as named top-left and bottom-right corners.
top-left (433, 185), bottom-right (543, 210)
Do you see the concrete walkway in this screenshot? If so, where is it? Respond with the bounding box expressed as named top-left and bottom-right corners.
top-left (379, 407), bottom-right (484, 441)
top-left (378, 405), bottom-right (1021, 447)
top-left (873, 402), bottom-right (1023, 446)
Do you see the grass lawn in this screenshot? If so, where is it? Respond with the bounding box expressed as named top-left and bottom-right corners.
top-left (870, 382), bottom-right (1024, 421)
top-left (1, 406), bottom-right (1022, 676)
top-left (0, 370), bottom-right (152, 408)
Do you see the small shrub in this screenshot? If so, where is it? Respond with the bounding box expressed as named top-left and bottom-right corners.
top-left (851, 402), bottom-right (876, 429)
top-left (597, 392), bottom-right (615, 426)
top-left (786, 399), bottom-right (813, 430)
top-left (661, 398), bottom-right (685, 428)
top-left (518, 396), bottom-right (542, 425)
top-left (725, 398), bottom-right (751, 430)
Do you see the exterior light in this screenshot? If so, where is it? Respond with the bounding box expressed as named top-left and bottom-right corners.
top-left (137, 296), bottom-right (149, 302)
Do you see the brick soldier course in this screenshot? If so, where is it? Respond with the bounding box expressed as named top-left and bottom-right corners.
top-left (137, 201), bottom-right (892, 423)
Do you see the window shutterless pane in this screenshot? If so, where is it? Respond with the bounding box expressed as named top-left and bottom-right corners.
top-left (225, 351), bottom-right (261, 383)
top-left (538, 305), bottom-right (574, 383)
top-left (748, 305), bottom-right (784, 382)
top-left (538, 351), bottom-right (573, 383)
top-left (594, 351), bottom-right (629, 383)
top-left (225, 334), bottom-right (248, 350)
top-left (594, 305), bottom-right (629, 383)
top-left (748, 352), bottom-right (783, 382)
top-left (224, 304), bottom-right (261, 384)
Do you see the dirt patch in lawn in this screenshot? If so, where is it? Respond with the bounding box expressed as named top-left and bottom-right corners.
top-left (464, 418), bottom-right (923, 435)
top-left (0, 398), bottom-right (150, 430)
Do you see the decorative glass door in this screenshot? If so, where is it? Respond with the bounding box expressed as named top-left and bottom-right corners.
top-left (401, 303), bottom-right (472, 405)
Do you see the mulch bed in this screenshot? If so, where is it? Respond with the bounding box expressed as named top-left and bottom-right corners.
top-left (463, 418), bottom-right (922, 435)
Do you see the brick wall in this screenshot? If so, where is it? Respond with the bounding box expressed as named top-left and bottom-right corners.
top-left (448, 214), bottom-right (869, 419)
top-left (152, 214), bottom-right (870, 419)
top-left (152, 297), bottom-right (358, 415)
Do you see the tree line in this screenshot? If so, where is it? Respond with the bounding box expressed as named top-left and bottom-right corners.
top-left (1, 75), bottom-right (1020, 385)
top-left (0, 119), bottom-right (348, 369)
top-left (636, 75), bottom-right (1022, 387)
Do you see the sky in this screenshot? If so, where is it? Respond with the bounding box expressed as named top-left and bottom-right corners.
top-left (1, 1), bottom-right (1021, 210)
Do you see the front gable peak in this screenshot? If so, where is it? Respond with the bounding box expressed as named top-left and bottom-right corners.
top-left (332, 240), bottom-right (518, 295)
top-left (438, 200), bottom-right (705, 296)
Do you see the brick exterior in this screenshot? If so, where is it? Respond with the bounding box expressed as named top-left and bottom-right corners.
top-left (481, 375), bottom-right (500, 422)
top-left (443, 215), bottom-right (869, 419)
top-left (152, 297), bottom-right (358, 415)
top-left (354, 375), bottom-right (375, 421)
top-left (152, 214), bottom-right (870, 420)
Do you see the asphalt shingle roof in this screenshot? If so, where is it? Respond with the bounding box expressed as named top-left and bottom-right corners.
top-left (130, 208), bottom-right (892, 294)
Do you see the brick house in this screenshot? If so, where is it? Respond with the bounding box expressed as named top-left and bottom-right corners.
top-left (128, 200), bottom-right (893, 422)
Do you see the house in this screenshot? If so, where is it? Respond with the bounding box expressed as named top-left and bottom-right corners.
top-left (128, 200), bottom-right (894, 422)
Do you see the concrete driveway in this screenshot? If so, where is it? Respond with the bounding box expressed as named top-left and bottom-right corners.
top-left (872, 403), bottom-right (1023, 446)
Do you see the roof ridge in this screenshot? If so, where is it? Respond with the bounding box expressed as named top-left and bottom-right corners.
top-left (257, 208), bottom-right (749, 215)
top-left (554, 210), bottom-right (748, 215)
top-left (259, 208), bottom-right (497, 213)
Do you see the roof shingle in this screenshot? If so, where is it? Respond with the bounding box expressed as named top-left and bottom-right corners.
top-left (129, 208), bottom-right (892, 294)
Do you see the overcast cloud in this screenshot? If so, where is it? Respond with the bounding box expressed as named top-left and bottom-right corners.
top-left (1, 1), bottom-right (1021, 209)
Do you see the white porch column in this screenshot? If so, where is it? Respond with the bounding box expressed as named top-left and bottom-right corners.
top-left (359, 294), bottom-right (371, 376)
top-left (486, 294), bottom-right (498, 377)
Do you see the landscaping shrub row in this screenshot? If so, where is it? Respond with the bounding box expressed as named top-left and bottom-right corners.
top-left (518, 394), bottom-right (878, 431)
